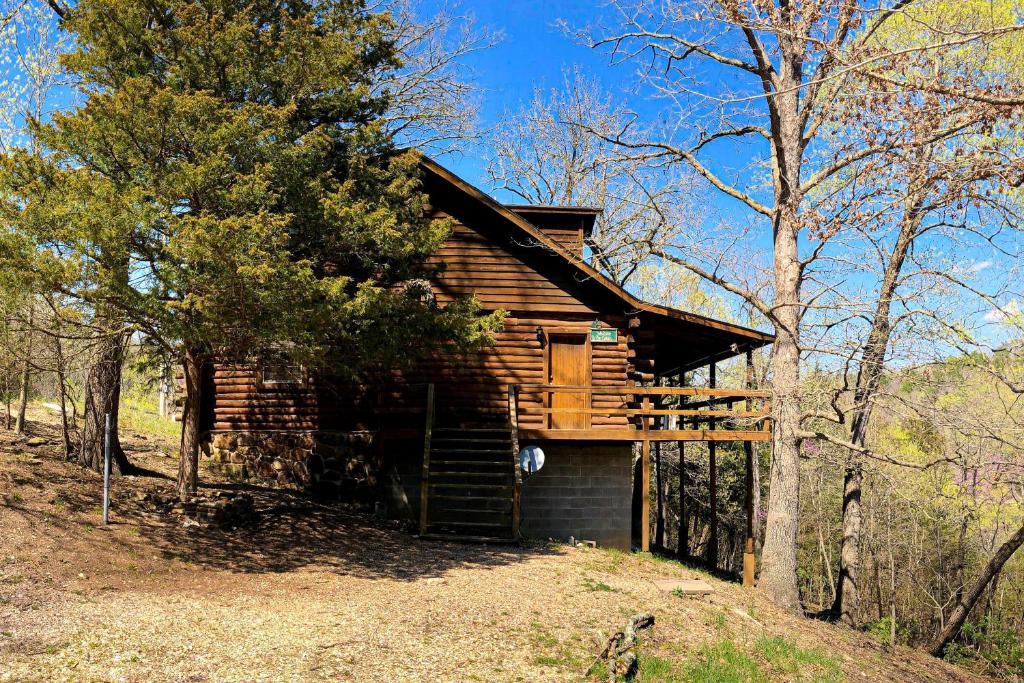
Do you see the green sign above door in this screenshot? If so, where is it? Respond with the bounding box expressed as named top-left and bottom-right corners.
top-left (590, 328), bottom-right (617, 343)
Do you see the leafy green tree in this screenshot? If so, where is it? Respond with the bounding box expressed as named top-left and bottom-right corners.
top-left (1, 0), bottom-right (498, 498)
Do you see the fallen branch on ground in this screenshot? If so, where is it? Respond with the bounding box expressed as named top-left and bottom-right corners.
top-left (585, 612), bottom-right (655, 681)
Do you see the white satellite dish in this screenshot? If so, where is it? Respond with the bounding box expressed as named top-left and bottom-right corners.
top-left (519, 445), bottom-right (545, 475)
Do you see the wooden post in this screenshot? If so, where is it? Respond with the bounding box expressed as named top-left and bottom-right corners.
top-left (707, 362), bottom-right (718, 569)
top-left (508, 384), bottom-right (522, 540)
top-left (640, 394), bottom-right (652, 552)
top-left (654, 429), bottom-right (665, 550)
top-left (419, 383), bottom-right (435, 535)
top-left (654, 377), bottom-right (665, 550)
top-left (677, 371), bottom-right (688, 560)
top-left (743, 349), bottom-right (756, 587)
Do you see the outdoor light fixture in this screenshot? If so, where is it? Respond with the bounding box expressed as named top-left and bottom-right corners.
top-left (535, 326), bottom-right (545, 345)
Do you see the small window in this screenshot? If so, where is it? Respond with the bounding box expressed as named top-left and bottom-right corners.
top-left (260, 363), bottom-right (305, 386)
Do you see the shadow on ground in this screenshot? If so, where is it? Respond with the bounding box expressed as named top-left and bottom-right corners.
top-left (147, 485), bottom-right (556, 581)
top-left (1, 416), bottom-right (560, 583)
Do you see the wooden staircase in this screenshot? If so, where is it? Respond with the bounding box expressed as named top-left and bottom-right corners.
top-left (420, 426), bottom-right (517, 541)
top-left (418, 385), bottom-right (522, 543)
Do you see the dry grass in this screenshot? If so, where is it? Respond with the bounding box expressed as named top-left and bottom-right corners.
top-left (0, 406), bottom-right (994, 682)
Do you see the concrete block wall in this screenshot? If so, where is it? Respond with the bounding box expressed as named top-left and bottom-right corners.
top-left (520, 442), bottom-right (633, 550)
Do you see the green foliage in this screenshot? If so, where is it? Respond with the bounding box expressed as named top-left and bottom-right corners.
top-left (636, 654), bottom-right (679, 681)
top-left (753, 635), bottom-right (843, 682)
top-left (638, 637), bottom-right (845, 683)
top-left (681, 640), bottom-right (766, 683)
top-left (0, 0), bottom-right (500, 378)
top-left (582, 577), bottom-right (618, 593)
top-left (945, 619), bottom-right (1024, 678)
top-left (865, 616), bottom-right (909, 646)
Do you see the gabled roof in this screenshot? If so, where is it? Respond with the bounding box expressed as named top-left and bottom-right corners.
top-left (414, 153), bottom-right (774, 363)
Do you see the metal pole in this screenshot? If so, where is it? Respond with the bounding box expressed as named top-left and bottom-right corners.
top-left (103, 412), bottom-right (111, 525)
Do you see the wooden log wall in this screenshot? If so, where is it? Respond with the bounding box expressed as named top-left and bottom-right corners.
top-left (427, 221), bottom-right (596, 314)
top-left (204, 207), bottom-right (652, 433)
top-left (506, 209), bottom-right (586, 255)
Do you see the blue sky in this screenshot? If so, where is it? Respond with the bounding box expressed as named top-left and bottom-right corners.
top-left (422, 1), bottom-right (672, 192)
top-left (419, 1), bottom-right (775, 254)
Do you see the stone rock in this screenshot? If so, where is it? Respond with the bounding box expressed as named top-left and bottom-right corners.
top-left (212, 433), bottom-right (238, 450)
top-left (25, 437), bottom-right (47, 447)
top-left (221, 463), bottom-right (247, 480)
top-left (236, 433), bottom-right (257, 447)
top-left (271, 459), bottom-right (285, 472)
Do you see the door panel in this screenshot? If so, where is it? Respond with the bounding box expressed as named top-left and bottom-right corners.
top-left (549, 334), bottom-right (589, 429)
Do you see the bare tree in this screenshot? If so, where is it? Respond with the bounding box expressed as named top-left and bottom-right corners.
top-left (486, 67), bottom-right (703, 286)
top-left (787, 1), bottom-right (1024, 625)
top-left (579, 0), bottom-right (1024, 608)
top-left (371, 0), bottom-right (499, 154)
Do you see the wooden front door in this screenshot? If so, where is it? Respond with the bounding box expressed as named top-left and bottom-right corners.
top-left (548, 334), bottom-right (589, 429)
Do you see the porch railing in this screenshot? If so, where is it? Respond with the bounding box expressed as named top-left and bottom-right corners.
top-left (511, 384), bottom-right (772, 441)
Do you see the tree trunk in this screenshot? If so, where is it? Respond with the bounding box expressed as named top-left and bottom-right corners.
top-left (158, 363), bottom-right (173, 418)
top-left (757, 43), bottom-right (806, 609)
top-left (13, 360), bottom-right (29, 433)
top-left (929, 522), bottom-right (1024, 657)
top-left (55, 335), bottom-right (74, 459)
top-left (79, 332), bottom-right (133, 474)
top-left (13, 305), bottom-right (33, 434)
top-left (759, 207), bottom-right (803, 610)
top-left (833, 200), bottom-right (922, 625)
top-left (176, 349), bottom-right (204, 500)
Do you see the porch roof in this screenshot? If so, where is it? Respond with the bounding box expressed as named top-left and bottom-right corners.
top-left (641, 307), bottom-right (771, 375)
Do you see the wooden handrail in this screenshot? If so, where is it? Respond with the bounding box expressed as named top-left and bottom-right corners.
top-left (518, 407), bottom-right (770, 418)
top-left (516, 384), bottom-right (771, 398)
top-left (508, 384), bottom-right (522, 540)
top-left (511, 383), bottom-right (772, 436)
top-left (418, 383), bottom-right (435, 535)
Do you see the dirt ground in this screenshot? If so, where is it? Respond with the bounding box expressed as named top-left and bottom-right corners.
top-left (0, 406), bottom-right (995, 682)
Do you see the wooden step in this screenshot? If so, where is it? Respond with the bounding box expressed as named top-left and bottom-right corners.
top-left (428, 520), bottom-right (508, 529)
top-left (430, 448), bottom-right (510, 455)
top-left (431, 459), bottom-right (509, 467)
top-left (429, 507), bottom-right (512, 517)
top-left (431, 493), bottom-right (514, 503)
top-left (420, 533), bottom-right (517, 544)
top-left (429, 482), bottom-right (512, 490)
top-left (430, 473), bottom-right (512, 479)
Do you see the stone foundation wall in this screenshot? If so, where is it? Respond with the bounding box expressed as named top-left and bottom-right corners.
top-left (203, 430), bottom-right (379, 501)
top-left (520, 442), bottom-right (633, 551)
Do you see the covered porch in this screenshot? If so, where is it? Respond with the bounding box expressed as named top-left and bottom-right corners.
top-left (510, 309), bottom-right (773, 585)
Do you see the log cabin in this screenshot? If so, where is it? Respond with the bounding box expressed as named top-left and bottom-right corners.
top-left (201, 153), bottom-right (773, 569)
